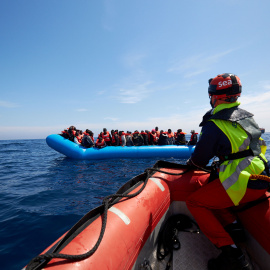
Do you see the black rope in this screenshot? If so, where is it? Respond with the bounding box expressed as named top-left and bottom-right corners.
top-left (157, 214), bottom-right (200, 270)
top-left (26, 166), bottom-right (191, 270)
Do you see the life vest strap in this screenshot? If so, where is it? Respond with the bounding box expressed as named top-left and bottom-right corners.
top-left (220, 149), bottom-right (253, 161)
top-left (258, 155), bottom-right (270, 176)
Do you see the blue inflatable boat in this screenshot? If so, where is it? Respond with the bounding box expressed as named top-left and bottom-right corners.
top-left (46, 134), bottom-right (195, 160)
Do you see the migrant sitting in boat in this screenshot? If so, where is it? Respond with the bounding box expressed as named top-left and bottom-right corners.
top-left (60, 126), bottom-right (199, 148)
top-left (95, 137), bottom-right (106, 149)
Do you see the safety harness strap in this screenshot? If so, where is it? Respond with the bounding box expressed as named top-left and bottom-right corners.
top-left (258, 155), bottom-right (270, 177)
top-left (220, 149), bottom-right (253, 161)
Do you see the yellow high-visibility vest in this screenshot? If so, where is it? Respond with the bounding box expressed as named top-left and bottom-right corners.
top-left (209, 102), bottom-right (267, 205)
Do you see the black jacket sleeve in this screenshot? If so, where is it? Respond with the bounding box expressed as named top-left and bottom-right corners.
top-left (190, 121), bottom-right (232, 167)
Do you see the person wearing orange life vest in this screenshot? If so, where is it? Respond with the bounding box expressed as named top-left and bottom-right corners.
top-left (125, 131), bottom-right (134, 146)
top-left (119, 131), bottom-right (126, 146)
top-left (155, 126), bottom-right (160, 138)
top-left (60, 129), bottom-right (69, 139)
top-left (186, 73), bottom-right (269, 270)
top-left (149, 129), bottom-right (158, 145)
top-left (95, 137), bottom-right (106, 149)
top-left (141, 130), bottom-right (149, 145)
top-left (101, 128), bottom-right (112, 146)
top-left (111, 130), bottom-right (119, 146)
top-left (81, 130), bottom-right (95, 148)
top-left (74, 130), bottom-right (83, 145)
top-left (98, 132), bottom-right (103, 139)
top-left (157, 130), bottom-right (169, 145)
top-left (166, 129), bottom-right (175, 145)
top-left (132, 130), bottom-right (144, 146)
top-left (67, 126), bottom-right (76, 142)
top-left (188, 130), bottom-right (198, 145)
top-left (175, 129), bottom-right (187, 145)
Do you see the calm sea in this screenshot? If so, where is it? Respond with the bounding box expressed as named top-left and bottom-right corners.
top-left (1, 134), bottom-right (270, 270)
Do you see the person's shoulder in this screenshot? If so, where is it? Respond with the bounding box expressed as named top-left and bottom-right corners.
top-left (199, 109), bottom-right (213, 127)
top-left (201, 120), bottom-right (221, 133)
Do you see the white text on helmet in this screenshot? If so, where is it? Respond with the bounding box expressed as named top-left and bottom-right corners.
top-left (218, 80), bottom-right (232, 87)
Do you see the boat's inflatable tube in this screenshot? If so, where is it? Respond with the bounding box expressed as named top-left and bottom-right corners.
top-left (46, 134), bottom-right (195, 160)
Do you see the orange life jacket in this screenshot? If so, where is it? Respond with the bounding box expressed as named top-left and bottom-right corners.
top-left (149, 132), bottom-right (157, 142)
top-left (102, 132), bottom-right (111, 142)
top-left (76, 135), bottom-right (83, 143)
top-left (119, 135), bottom-right (122, 145)
top-left (190, 133), bottom-right (198, 141)
top-left (111, 134), bottom-right (116, 144)
top-left (95, 139), bottom-right (105, 147)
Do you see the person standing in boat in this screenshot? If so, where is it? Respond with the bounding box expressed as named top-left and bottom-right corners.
top-left (155, 126), bottom-right (160, 138)
top-left (186, 73), bottom-right (269, 270)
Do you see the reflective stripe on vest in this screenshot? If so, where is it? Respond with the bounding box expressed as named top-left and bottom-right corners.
top-left (219, 155), bottom-right (265, 205)
top-left (220, 156), bottom-right (254, 190)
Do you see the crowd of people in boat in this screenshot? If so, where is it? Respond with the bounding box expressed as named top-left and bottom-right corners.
top-left (60, 126), bottom-right (198, 148)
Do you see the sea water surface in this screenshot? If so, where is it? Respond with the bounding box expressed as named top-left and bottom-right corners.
top-left (1, 134), bottom-right (270, 270)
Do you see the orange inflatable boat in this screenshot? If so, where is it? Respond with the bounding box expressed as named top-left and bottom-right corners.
top-left (24, 161), bottom-right (270, 270)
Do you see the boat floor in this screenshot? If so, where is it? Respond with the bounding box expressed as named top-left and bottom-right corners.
top-left (147, 230), bottom-right (261, 270)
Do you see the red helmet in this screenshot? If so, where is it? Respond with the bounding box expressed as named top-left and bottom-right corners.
top-left (208, 73), bottom-right (242, 100)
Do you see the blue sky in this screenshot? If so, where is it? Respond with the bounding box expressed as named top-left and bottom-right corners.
top-left (1, 0), bottom-right (270, 140)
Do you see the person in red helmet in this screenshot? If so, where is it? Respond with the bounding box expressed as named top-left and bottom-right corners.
top-left (186, 73), bottom-right (269, 270)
